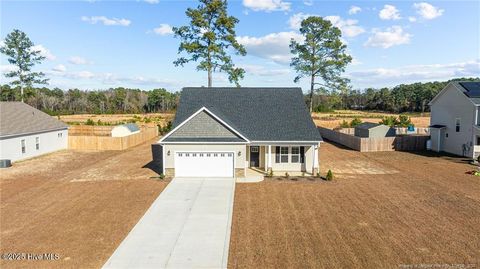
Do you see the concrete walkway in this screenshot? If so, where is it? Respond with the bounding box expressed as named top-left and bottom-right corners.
top-left (102, 177), bottom-right (235, 269)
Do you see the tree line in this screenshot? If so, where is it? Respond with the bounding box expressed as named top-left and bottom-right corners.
top-left (311, 77), bottom-right (479, 113)
top-left (0, 85), bottom-right (179, 115)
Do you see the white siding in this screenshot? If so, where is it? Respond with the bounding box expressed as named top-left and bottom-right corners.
top-left (430, 84), bottom-right (476, 156)
top-left (0, 129), bottom-right (68, 162)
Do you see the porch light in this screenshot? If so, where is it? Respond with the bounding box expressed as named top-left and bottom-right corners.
top-left (167, 150), bottom-right (171, 156)
top-left (238, 151), bottom-right (241, 157)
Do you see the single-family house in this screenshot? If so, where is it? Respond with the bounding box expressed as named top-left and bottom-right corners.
top-left (429, 81), bottom-right (480, 158)
top-left (0, 102), bottom-right (68, 162)
top-left (156, 87), bottom-right (323, 178)
top-left (354, 122), bottom-right (396, 138)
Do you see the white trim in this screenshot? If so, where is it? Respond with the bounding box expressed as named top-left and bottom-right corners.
top-left (251, 140), bottom-right (322, 144)
top-left (158, 107), bottom-right (250, 143)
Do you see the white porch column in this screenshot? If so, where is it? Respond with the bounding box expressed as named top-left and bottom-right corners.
top-left (312, 144), bottom-right (319, 175)
top-left (267, 145), bottom-right (272, 173)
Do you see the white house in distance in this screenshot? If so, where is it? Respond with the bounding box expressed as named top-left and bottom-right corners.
top-left (429, 81), bottom-right (480, 158)
top-left (0, 102), bottom-right (68, 163)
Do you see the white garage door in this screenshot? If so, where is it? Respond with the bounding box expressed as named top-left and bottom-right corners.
top-left (175, 152), bottom-right (234, 177)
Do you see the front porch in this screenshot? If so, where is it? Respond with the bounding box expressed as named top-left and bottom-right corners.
top-left (246, 144), bottom-right (319, 176)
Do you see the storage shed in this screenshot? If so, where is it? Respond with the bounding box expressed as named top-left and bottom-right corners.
top-left (354, 122), bottom-right (396, 138)
top-left (111, 123), bottom-right (140, 137)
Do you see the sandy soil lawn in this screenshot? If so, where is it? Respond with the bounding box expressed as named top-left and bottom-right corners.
top-left (0, 140), bottom-right (167, 269)
top-left (229, 142), bottom-right (480, 269)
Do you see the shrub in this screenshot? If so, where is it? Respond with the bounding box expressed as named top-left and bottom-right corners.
top-left (85, 118), bottom-right (95, 125)
top-left (316, 172), bottom-right (321, 178)
top-left (159, 121), bottom-right (173, 135)
top-left (144, 117), bottom-right (152, 123)
top-left (285, 172), bottom-right (289, 178)
top-left (397, 115), bottom-right (412, 127)
top-left (159, 173), bottom-right (165, 180)
top-left (350, 117), bottom-right (362, 127)
top-left (380, 116), bottom-right (398, 127)
top-left (339, 120), bottom-right (350, 128)
top-left (266, 169), bottom-right (273, 178)
top-left (326, 169), bottom-right (334, 181)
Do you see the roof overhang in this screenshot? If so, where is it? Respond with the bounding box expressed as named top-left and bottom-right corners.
top-left (429, 125), bottom-right (446, 129)
top-left (158, 106), bottom-right (250, 144)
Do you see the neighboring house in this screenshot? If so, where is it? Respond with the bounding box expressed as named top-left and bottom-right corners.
top-left (429, 81), bottom-right (480, 158)
top-left (0, 102), bottom-right (68, 162)
top-left (156, 87), bottom-right (323, 178)
top-left (111, 123), bottom-right (140, 137)
top-left (354, 122), bottom-right (396, 138)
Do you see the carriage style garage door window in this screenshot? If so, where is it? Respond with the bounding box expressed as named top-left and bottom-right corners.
top-left (174, 152), bottom-right (234, 178)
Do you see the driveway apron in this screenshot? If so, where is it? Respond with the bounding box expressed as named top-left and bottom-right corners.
top-left (102, 177), bottom-right (235, 269)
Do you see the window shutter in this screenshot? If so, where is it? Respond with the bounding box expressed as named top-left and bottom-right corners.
top-left (275, 146), bottom-right (280, 163)
top-left (300, 147), bottom-right (305, 163)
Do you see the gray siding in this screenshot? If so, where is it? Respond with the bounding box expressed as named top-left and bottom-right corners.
top-left (430, 84), bottom-right (476, 157)
top-left (169, 111), bottom-right (239, 139)
top-left (355, 125), bottom-right (395, 138)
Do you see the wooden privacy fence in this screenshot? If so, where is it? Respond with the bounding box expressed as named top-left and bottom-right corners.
top-left (335, 127), bottom-right (430, 135)
top-left (69, 127), bottom-right (158, 150)
top-left (319, 127), bottom-right (429, 152)
top-left (69, 125), bottom-right (113, 136)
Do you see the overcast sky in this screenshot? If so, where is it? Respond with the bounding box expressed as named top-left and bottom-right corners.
top-left (1, 0), bottom-right (479, 92)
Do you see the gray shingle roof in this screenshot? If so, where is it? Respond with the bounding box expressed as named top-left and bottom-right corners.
top-left (172, 87), bottom-right (323, 142)
top-left (355, 122), bottom-right (383, 130)
top-left (0, 102), bottom-right (68, 138)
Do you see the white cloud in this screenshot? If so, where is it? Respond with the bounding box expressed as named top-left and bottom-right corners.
top-left (364, 26), bottom-right (411, 48)
top-left (237, 31), bottom-right (303, 64)
top-left (324, 16), bottom-right (365, 38)
top-left (413, 2), bottom-right (444, 20)
top-left (68, 56), bottom-right (92, 65)
top-left (144, 0), bottom-right (159, 3)
top-left (31, 44), bottom-right (56, 61)
top-left (0, 64), bottom-right (18, 73)
top-left (408, 16), bottom-right (417, 22)
top-left (349, 59), bottom-right (480, 87)
top-left (152, 24), bottom-right (173, 35)
top-left (52, 64), bottom-right (66, 72)
top-left (239, 64), bottom-right (290, 76)
top-left (303, 0), bottom-right (313, 6)
top-left (379, 4), bottom-right (401, 20)
top-left (348, 6), bottom-right (361, 15)
top-left (81, 16), bottom-right (131, 26)
top-left (242, 0), bottom-right (291, 12)
top-left (288, 13), bottom-right (365, 38)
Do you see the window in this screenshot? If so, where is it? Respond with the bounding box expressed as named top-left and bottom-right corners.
top-left (250, 146), bottom-right (259, 153)
top-left (477, 136), bottom-right (480, 145)
top-left (280, 147), bottom-right (288, 163)
top-left (291, 147), bottom-right (300, 163)
top-left (58, 132), bottom-right (63, 138)
top-left (21, 139), bottom-right (26, 154)
top-left (455, 118), bottom-right (461, 132)
top-left (35, 137), bottom-right (40, 150)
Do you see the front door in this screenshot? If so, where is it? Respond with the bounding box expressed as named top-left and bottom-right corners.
top-left (250, 146), bottom-right (259, 167)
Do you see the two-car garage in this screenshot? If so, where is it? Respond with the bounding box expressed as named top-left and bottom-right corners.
top-left (174, 151), bottom-right (235, 178)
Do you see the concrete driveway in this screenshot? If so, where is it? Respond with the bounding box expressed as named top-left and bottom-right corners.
top-left (102, 177), bottom-right (235, 269)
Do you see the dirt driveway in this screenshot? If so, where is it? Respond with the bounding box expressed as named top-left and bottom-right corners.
top-left (229, 142), bottom-right (480, 269)
top-left (0, 140), bottom-right (167, 269)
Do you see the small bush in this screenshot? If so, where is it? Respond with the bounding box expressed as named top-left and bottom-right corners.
top-left (159, 173), bottom-right (165, 180)
top-left (314, 104), bottom-right (334, 113)
top-left (285, 172), bottom-right (289, 178)
top-left (350, 117), bottom-right (362, 127)
top-left (379, 116), bottom-right (398, 127)
top-left (326, 169), bottom-right (334, 181)
top-left (316, 172), bottom-right (321, 178)
top-left (266, 169), bottom-right (273, 178)
top-left (397, 115), bottom-right (412, 127)
top-left (85, 118), bottom-right (95, 125)
top-left (339, 119), bottom-right (350, 128)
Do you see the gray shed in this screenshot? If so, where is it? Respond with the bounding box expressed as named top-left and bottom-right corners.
top-left (354, 122), bottom-right (396, 138)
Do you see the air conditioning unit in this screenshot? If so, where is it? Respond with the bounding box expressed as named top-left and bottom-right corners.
top-left (0, 159), bottom-right (12, 168)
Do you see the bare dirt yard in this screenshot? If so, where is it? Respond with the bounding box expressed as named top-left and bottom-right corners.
top-left (229, 142), bottom-right (480, 269)
top-left (0, 140), bottom-right (167, 269)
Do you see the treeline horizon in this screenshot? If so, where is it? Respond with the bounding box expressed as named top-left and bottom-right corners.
top-left (1, 77), bottom-right (478, 115)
